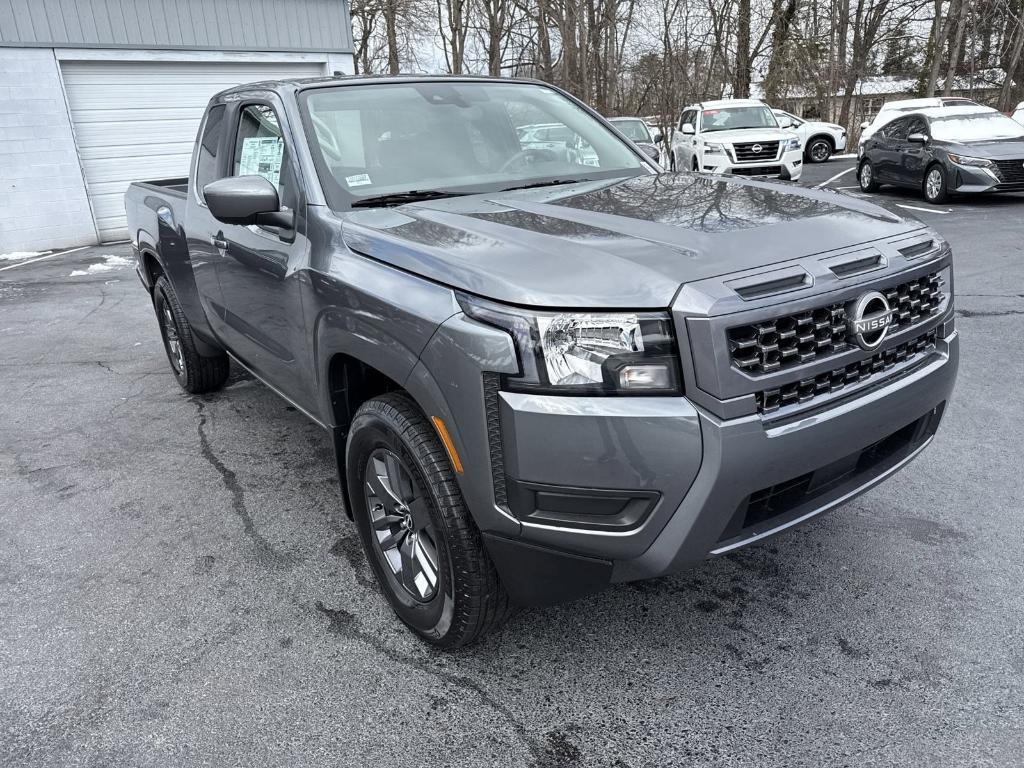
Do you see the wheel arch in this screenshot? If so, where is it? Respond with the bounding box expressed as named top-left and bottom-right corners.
top-left (807, 133), bottom-right (836, 150)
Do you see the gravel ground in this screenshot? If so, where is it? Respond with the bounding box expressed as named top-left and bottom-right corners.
top-left (1, 170), bottom-right (1022, 767)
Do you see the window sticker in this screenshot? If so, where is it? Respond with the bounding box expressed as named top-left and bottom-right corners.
top-left (345, 173), bottom-right (372, 187)
top-left (239, 136), bottom-right (284, 187)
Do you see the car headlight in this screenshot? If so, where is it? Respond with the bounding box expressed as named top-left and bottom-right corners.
top-left (784, 137), bottom-right (801, 151)
top-left (947, 153), bottom-right (995, 169)
top-left (459, 295), bottom-right (682, 395)
top-left (703, 142), bottom-right (726, 154)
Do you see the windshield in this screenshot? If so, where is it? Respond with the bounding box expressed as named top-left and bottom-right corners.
top-left (929, 111), bottom-right (1024, 142)
top-left (610, 119), bottom-right (652, 142)
top-left (702, 106), bottom-right (778, 132)
top-left (300, 81), bottom-right (647, 209)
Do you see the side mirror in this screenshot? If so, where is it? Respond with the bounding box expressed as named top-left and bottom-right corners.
top-left (651, 129), bottom-right (663, 144)
top-left (777, 117), bottom-right (793, 129)
top-left (860, 121), bottom-right (870, 130)
top-left (639, 144), bottom-right (661, 161)
top-left (203, 175), bottom-right (290, 227)
top-left (908, 132), bottom-right (928, 144)
top-left (681, 123), bottom-right (695, 135)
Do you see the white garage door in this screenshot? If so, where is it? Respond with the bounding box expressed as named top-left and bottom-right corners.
top-left (61, 59), bottom-right (326, 242)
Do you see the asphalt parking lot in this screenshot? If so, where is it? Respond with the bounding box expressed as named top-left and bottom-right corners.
top-left (2, 166), bottom-right (1023, 767)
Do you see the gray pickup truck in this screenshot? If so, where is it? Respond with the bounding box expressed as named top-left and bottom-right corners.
top-left (125, 75), bottom-right (958, 648)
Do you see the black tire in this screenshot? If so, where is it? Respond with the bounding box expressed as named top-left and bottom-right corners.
top-left (806, 137), bottom-right (833, 163)
top-left (923, 163), bottom-right (950, 204)
top-left (346, 393), bottom-right (512, 648)
top-left (153, 276), bottom-right (229, 394)
top-left (858, 159), bottom-right (880, 192)
top-left (669, 151), bottom-right (677, 172)
top-left (691, 156), bottom-right (699, 172)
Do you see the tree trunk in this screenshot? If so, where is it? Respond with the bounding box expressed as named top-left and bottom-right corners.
top-left (734, 0), bottom-right (751, 97)
top-left (942, 0), bottom-right (967, 95)
top-left (385, 0), bottom-right (400, 75)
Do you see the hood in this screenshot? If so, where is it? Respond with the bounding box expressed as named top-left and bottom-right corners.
top-left (943, 137), bottom-right (1024, 159)
top-left (804, 120), bottom-right (844, 132)
top-left (700, 128), bottom-right (794, 144)
top-left (339, 173), bottom-right (921, 308)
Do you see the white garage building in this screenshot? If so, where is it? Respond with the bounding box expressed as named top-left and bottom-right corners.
top-left (0, 0), bottom-right (354, 252)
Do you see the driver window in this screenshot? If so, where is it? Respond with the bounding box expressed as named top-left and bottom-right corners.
top-left (907, 117), bottom-right (928, 137)
top-left (233, 104), bottom-right (297, 210)
top-left (883, 117), bottom-right (910, 141)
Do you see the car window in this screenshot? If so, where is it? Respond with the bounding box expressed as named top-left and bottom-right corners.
top-left (906, 117), bottom-right (928, 137)
top-left (301, 81), bottom-right (644, 209)
top-left (882, 117), bottom-right (910, 141)
top-left (195, 105), bottom-right (226, 203)
top-left (611, 120), bottom-right (652, 142)
top-left (929, 111), bottom-right (1024, 142)
top-left (233, 104), bottom-right (297, 210)
top-left (701, 105), bottom-right (777, 132)
top-left (680, 109), bottom-right (695, 130)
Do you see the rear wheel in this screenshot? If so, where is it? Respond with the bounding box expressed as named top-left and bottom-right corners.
top-left (806, 137), bottom-right (833, 163)
top-left (858, 159), bottom-right (880, 192)
top-left (346, 393), bottom-right (512, 648)
top-left (923, 164), bottom-right (950, 204)
top-left (153, 276), bottom-right (229, 394)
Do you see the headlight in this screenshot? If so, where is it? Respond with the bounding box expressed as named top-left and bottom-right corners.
top-left (703, 142), bottom-right (726, 154)
top-left (784, 137), bottom-right (801, 151)
top-left (947, 153), bottom-right (995, 169)
top-left (459, 295), bottom-right (682, 395)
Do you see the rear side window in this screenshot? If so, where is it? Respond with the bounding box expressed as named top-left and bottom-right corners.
top-left (195, 105), bottom-right (226, 203)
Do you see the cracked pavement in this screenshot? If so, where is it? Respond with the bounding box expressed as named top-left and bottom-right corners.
top-left (2, 181), bottom-right (1023, 767)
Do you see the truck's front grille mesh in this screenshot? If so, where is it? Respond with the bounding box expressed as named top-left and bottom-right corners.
top-left (756, 330), bottom-right (937, 414)
top-left (728, 271), bottom-right (944, 375)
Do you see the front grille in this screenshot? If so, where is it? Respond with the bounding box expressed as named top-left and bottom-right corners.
top-left (731, 165), bottom-right (782, 176)
top-left (733, 141), bottom-right (779, 162)
top-left (728, 270), bottom-right (944, 375)
top-left (993, 159), bottom-right (1024, 184)
top-left (755, 330), bottom-right (937, 414)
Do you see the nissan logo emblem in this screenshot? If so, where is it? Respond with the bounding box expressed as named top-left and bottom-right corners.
top-left (847, 291), bottom-right (894, 351)
top-left (752, 144), bottom-right (763, 154)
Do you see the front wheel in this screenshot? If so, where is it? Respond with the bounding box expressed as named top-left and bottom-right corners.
top-left (153, 276), bottom-right (229, 393)
top-left (806, 138), bottom-right (833, 163)
top-left (923, 164), bottom-right (950, 204)
top-left (346, 393), bottom-right (512, 648)
top-left (858, 159), bottom-right (880, 192)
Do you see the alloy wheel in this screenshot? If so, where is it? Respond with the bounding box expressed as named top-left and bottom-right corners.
top-left (363, 449), bottom-right (440, 602)
top-left (860, 163), bottom-right (872, 189)
top-left (810, 141), bottom-right (831, 162)
top-left (926, 168), bottom-right (943, 200)
top-left (160, 301), bottom-right (186, 375)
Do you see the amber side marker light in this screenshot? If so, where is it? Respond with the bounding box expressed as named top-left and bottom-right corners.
top-left (431, 416), bottom-right (464, 475)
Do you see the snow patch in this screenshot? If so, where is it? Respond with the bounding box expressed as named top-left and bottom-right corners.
top-left (0, 251), bottom-right (49, 262)
top-left (69, 254), bottom-right (134, 277)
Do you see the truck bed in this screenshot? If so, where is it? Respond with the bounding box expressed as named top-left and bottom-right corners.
top-left (131, 177), bottom-right (189, 197)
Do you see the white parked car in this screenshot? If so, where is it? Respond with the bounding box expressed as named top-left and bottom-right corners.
top-left (670, 98), bottom-right (802, 181)
top-left (1012, 101), bottom-right (1024, 125)
top-left (857, 97), bottom-right (981, 157)
top-left (771, 109), bottom-right (847, 162)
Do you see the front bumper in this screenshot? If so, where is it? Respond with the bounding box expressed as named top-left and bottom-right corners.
top-left (493, 330), bottom-right (955, 588)
top-left (948, 162), bottom-right (1024, 194)
top-left (702, 148), bottom-right (803, 180)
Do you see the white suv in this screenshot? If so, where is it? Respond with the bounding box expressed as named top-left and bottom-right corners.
top-left (771, 109), bottom-right (847, 162)
top-left (670, 99), bottom-right (802, 180)
top-left (1013, 101), bottom-right (1024, 125)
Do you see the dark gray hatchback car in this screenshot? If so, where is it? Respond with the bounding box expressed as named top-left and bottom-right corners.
top-left (858, 106), bottom-right (1024, 203)
top-left (126, 76), bottom-right (958, 647)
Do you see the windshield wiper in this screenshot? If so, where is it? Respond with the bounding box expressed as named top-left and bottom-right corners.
top-left (501, 178), bottom-right (595, 192)
top-left (350, 189), bottom-right (469, 208)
